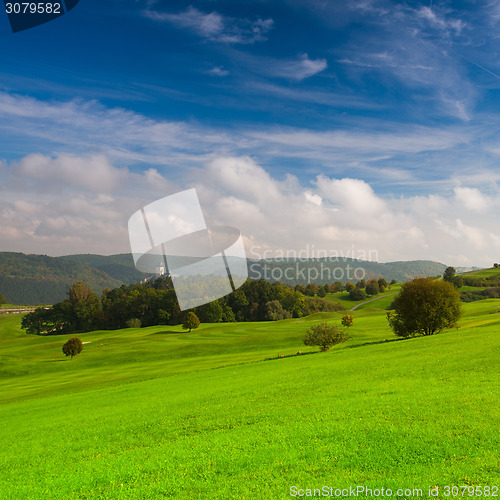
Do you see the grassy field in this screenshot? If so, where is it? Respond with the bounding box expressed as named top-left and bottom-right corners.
top-left (0, 279), bottom-right (499, 499)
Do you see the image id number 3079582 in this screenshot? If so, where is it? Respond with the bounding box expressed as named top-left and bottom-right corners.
top-left (5, 2), bottom-right (61, 14)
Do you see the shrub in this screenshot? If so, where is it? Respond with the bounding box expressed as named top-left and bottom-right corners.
top-left (304, 322), bottom-right (350, 352)
top-left (62, 337), bottom-right (83, 359)
top-left (341, 314), bottom-right (354, 328)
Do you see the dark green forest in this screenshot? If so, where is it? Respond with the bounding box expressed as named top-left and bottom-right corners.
top-left (21, 278), bottom-right (344, 335)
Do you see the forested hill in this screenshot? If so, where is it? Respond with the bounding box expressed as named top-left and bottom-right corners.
top-left (60, 253), bottom-right (147, 284)
top-left (0, 251), bottom-right (448, 305)
top-left (0, 252), bottom-right (143, 305)
top-left (247, 258), bottom-right (447, 285)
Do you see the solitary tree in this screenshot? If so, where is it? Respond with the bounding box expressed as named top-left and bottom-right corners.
top-left (0, 293), bottom-right (7, 305)
top-left (443, 266), bottom-right (456, 282)
top-left (62, 337), bottom-right (83, 359)
top-left (389, 278), bottom-right (462, 338)
top-left (304, 322), bottom-right (350, 352)
top-left (182, 311), bottom-right (200, 332)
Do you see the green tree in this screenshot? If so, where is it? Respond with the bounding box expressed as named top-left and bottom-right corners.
top-left (68, 282), bottom-right (101, 332)
top-left (349, 288), bottom-right (366, 301)
top-left (62, 337), bottom-right (83, 359)
top-left (378, 278), bottom-right (389, 289)
top-left (345, 282), bottom-right (355, 292)
top-left (182, 311), bottom-right (200, 332)
top-left (389, 278), bottom-right (462, 338)
top-left (265, 300), bottom-right (292, 321)
top-left (0, 293), bottom-right (7, 305)
top-left (304, 283), bottom-right (319, 297)
top-left (304, 322), bottom-right (350, 352)
top-left (126, 318), bottom-right (141, 328)
top-left (443, 266), bottom-right (456, 282)
top-left (355, 279), bottom-right (366, 289)
top-left (365, 279), bottom-right (380, 296)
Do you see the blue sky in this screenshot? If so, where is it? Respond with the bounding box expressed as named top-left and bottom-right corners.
top-left (1, 0), bottom-right (499, 266)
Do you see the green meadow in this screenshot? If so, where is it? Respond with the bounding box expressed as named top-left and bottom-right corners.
top-left (0, 275), bottom-right (499, 499)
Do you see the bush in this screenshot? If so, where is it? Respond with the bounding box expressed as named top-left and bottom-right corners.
top-left (126, 318), bottom-right (142, 328)
top-left (304, 322), bottom-right (350, 352)
top-left (349, 288), bottom-right (366, 301)
top-left (62, 337), bottom-right (83, 359)
top-left (341, 314), bottom-right (354, 328)
top-left (389, 278), bottom-right (462, 338)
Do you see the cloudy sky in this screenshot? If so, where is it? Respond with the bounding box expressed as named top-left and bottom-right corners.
top-left (1, 0), bottom-right (500, 266)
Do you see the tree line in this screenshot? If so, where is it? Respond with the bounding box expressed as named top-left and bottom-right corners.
top-left (21, 277), bottom-right (345, 335)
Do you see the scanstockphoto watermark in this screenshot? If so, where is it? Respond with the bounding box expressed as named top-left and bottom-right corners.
top-left (249, 244), bottom-right (379, 263)
top-left (248, 245), bottom-right (380, 283)
top-left (290, 485), bottom-right (426, 497)
top-left (289, 485), bottom-right (499, 497)
top-left (251, 262), bottom-right (367, 282)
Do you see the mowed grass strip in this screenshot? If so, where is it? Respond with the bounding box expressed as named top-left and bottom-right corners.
top-left (0, 298), bottom-right (499, 499)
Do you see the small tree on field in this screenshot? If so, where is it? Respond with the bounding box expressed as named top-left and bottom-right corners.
top-left (304, 322), bottom-right (350, 352)
top-left (0, 294), bottom-right (7, 305)
top-left (182, 311), bottom-right (200, 332)
top-left (62, 337), bottom-right (83, 359)
top-left (345, 282), bottom-right (355, 292)
top-left (389, 278), bottom-right (462, 338)
top-left (341, 314), bottom-right (354, 328)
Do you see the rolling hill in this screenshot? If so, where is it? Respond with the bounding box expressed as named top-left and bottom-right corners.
top-left (0, 268), bottom-right (499, 498)
top-left (0, 251), bottom-right (448, 305)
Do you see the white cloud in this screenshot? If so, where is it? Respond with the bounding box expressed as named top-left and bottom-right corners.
top-left (145, 7), bottom-right (273, 44)
top-left (207, 66), bottom-right (229, 77)
top-left (13, 154), bottom-right (126, 193)
top-left (264, 54), bottom-right (327, 80)
top-left (1, 153), bottom-right (499, 266)
top-left (454, 186), bottom-right (489, 212)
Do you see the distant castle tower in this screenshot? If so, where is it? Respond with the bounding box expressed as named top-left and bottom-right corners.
top-left (154, 260), bottom-right (166, 276)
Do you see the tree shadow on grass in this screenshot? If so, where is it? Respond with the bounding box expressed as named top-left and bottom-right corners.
top-left (264, 351), bottom-right (320, 361)
top-left (347, 338), bottom-right (405, 349)
top-left (146, 330), bottom-right (185, 336)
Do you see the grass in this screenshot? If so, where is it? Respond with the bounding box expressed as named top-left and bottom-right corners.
top-left (325, 284), bottom-right (401, 310)
top-left (0, 280), bottom-right (499, 498)
top-left (457, 267), bottom-right (499, 278)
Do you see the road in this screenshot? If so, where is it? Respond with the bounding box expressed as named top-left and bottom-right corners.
top-left (350, 293), bottom-right (397, 311)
